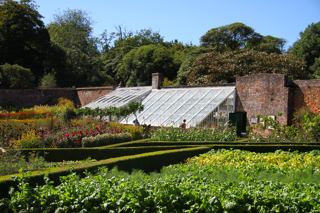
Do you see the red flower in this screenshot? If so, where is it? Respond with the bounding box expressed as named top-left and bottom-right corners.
top-left (72, 132), bottom-right (76, 137)
top-left (65, 134), bottom-right (69, 138)
top-left (78, 135), bottom-right (81, 138)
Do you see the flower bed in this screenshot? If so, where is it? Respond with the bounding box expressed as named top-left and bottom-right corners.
top-left (0, 110), bottom-right (54, 120)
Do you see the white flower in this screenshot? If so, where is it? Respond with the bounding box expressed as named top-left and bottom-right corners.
top-left (0, 147), bottom-right (5, 153)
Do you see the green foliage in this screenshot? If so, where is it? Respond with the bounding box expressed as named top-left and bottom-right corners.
top-left (200, 22), bottom-right (264, 51)
top-left (150, 126), bottom-right (237, 142)
top-left (310, 56), bottom-right (320, 79)
top-left (82, 132), bottom-right (132, 147)
top-left (0, 0), bottom-right (52, 80)
top-left (288, 21), bottom-right (320, 74)
top-left (31, 97), bottom-right (76, 119)
top-left (77, 101), bottom-right (144, 122)
top-left (250, 35), bottom-right (287, 54)
top-left (187, 49), bottom-right (307, 85)
top-left (2, 149), bottom-right (320, 212)
top-left (48, 9), bottom-right (106, 87)
top-left (38, 73), bottom-right (57, 88)
top-left (118, 44), bottom-right (177, 86)
top-left (102, 28), bottom-right (165, 85)
top-left (0, 63), bottom-right (35, 89)
top-left (176, 46), bottom-right (215, 85)
top-left (248, 108), bottom-right (320, 143)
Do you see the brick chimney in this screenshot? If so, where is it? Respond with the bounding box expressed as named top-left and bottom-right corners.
top-left (152, 73), bottom-right (163, 89)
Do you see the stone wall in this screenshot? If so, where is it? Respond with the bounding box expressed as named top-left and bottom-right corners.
top-left (0, 87), bottom-right (113, 109)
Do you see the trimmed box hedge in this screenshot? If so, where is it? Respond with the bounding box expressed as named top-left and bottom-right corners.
top-left (0, 146), bottom-right (212, 199)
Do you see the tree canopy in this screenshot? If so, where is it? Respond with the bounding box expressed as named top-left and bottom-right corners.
top-left (118, 44), bottom-right (177, 87)
top-left (200, 22), bottom-right (286, 54)
top-left (288, 21), bottom-right (320, 77)
top-left (186, 50), bottom-right (307, 85)
top-left (0, 0), bottom-right (52, 81)
top-left (0, 2), bottom-right (315, 89)
top-left (48, 9), bottom-right (109, 87)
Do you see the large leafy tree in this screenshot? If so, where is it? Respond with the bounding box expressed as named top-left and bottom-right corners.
top-left (200, 22), bottom-right (263, 52)
top-left (48, 9), bottom-right (108, 87)
top-left (176, 46), bottom-right (216, 85)
top-left (102, 28), bottom-right (165, 84)
top-left (249, 35), bottom-right (287, 54)
top-left (118, 44), bottom-right (176, 87)
top-left (288, 22), bottom-right (320, 76)
top-left (186, 50), bottom-right (307, 85)
top-left (0, 0), bottom-right (52, 81)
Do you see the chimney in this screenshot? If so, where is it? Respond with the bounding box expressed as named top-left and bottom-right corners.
top-left (152, 73), bottom-right (163, 89)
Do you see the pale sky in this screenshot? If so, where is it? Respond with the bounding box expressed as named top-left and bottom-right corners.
top-left (34, 0), bottom-right (320, 51)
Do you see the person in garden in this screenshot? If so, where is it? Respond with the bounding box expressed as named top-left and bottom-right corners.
top-left (180, 119), bottom-right (186, 128)
top-left (134, 119), bottom-right (140, 127)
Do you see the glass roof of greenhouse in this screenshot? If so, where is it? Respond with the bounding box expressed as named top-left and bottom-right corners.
top-left (122, 86), bottom-right (235, 128)
top-left (84, 86), bottom-right (152, 108)
top-left (84, 86), bottom-right (235, 128)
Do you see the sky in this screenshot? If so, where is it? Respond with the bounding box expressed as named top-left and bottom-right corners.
top-left (34, 0), bottom-right (320, 51)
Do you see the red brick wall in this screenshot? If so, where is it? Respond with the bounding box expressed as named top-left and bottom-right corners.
top-left (292, 80), bottom-right (320, 114)
top-left (76, 87), bottom-right (114, 107)
top-left (236, 73), bottom-right (292, 126)
top-left (0, 87), bottom-right (114, 109)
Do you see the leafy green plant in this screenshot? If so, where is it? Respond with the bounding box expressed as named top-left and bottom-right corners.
top-left (2, 149), bottom-right (320, 212)
top-left (150, 126), bottom-right (237, 141)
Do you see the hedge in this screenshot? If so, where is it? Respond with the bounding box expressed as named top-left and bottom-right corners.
top-left (0, 146), bottom-right (212, 199)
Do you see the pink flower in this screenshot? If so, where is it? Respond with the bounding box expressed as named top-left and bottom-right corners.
top-left (95, 132), bottom-right (98, 136)
top-left (65, 134), bottom-right (69, 138)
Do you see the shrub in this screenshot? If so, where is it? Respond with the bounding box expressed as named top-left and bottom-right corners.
top-left (13, 130), bottom-right (43, 149)
top-left (150, 126), bottom-right (237, 141)
top-left (38, 73), bottom-right (57, 88)
top-left (82, 132), bottom-right (132, 147)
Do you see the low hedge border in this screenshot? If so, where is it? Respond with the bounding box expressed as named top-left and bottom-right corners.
top-left (0, 146), bottom-right (213, 199)
top-left (82, 132), bottom-right (132, 147)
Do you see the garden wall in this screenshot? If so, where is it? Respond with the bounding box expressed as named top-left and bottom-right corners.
top-left (292, 80), bottom-right (320, 114)
top-left (0, 87), bottom-right (113, 108)
top-left (236, 73), bottom-right (320, 127)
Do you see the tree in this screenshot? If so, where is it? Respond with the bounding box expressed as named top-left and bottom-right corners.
top-left (176, 46), bottom-right (216, 85)
top-left (0, 0), bottom-right (52, 81)
top-left (186, 50), bottom-right (307, 85)
top-left (288, 22), bottom-right (320, 75)
top-left (249, 35), bottom-right (287, 54)
top-left (118, 44), bottom-right (176, 87)
top-left (200, 22), bottom-right (263, 52)
top-left (102, 28), bottom-right (165, 84)
top-left (310, 57), bottom-right (320, 79)
top-left (38, 73), bottom-right (57, 88)
top-left (48, 9), bottom-right (108, 87)
top-left (0, 63), bottom-right (35, 89)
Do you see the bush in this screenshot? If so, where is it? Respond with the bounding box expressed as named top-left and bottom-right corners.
top-left (0, 63), bottom-right (35, 89)
top-left (13, 130), bottom-right (43, 149)
top-left (82, 133), bottom-right (132, 147)
top-left (38, 73), bottom-right (57, 88)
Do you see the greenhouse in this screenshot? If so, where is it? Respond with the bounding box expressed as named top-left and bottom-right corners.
top-left (84, 85), bottom-right (236, 128)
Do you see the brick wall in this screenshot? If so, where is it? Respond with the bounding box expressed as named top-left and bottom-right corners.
top-left (76, 87), bottom-right (114, 107)
top-left (236, 73), bottom-right (292, 126)
top-left (236, 74), bottom-right (320, 128)
top-left (0, 87), bottom-right (113, 109)
top-left (292, 80), bottom-right (320, 114)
